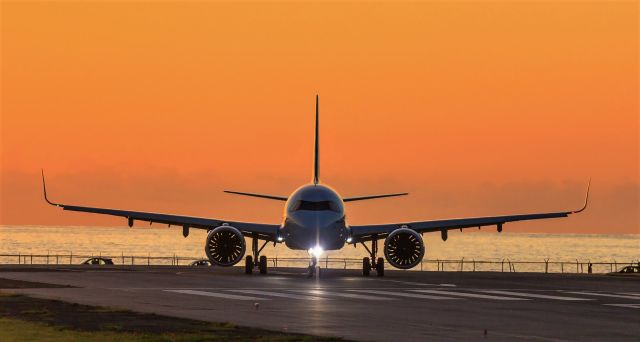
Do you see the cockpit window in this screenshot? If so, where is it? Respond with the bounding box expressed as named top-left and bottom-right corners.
top-left (292, 200), bottom-right (340, 212)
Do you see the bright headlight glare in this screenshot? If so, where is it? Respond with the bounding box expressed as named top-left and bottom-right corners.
top-left (308, 246), bottom-right (324, 258)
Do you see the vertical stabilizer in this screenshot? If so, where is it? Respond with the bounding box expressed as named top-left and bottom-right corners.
top-left (313, 95), bottom-right (320, 185)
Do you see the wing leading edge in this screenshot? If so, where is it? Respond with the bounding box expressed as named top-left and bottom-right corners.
top-left (41, 170), bottom-right (279, 240)
top-left (349, 181), bottom-right (590, 243)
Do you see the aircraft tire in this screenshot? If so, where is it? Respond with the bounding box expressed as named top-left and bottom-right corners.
top-left (376, 257), bottom-right (384, 277)
top-left (363, 257), bottom-right (371, 276)
top-left (245, 255), bottom-right (253, 274)
top-left (259, 256), bottom-right (267, 274)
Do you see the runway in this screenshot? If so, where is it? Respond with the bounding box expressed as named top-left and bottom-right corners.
top-left (1, 265), bottom-right (638, 341)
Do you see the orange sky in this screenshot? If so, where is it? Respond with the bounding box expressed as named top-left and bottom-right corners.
top-left (1, 1), bottom-right (638, 234)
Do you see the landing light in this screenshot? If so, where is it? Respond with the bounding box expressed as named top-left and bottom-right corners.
top-left (346, 236), bottom-right (352, 243)
top-left (308, 246), bottom-right (324, 258)
top-left (277, 236), bottom-right (284, 242)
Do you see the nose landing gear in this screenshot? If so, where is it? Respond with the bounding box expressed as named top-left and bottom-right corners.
top-left (361, 235), bottom-right (384, 277)
top-left (307, 256), bottom-right (319, 278)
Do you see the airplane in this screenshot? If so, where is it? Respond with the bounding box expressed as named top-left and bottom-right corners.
top-left (41, 95), bottom-right (590, 276)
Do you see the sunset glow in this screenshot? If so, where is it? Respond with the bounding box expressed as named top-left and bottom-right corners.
top-left (1, 1), bottom-right (637, 233)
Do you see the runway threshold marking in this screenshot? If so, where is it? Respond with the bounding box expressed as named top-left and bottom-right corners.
top-left (412, 290), bottom-right (529, 301)
top-left (603, 303), bottom-right (640, 309)
top-left (292, 289), bottom-right (394, 300)
top-left (479, 290), bottom-right (592, 301)
top-left (349, 289), bottom-right (460, 300)
top-left (566, 292), bottom-right (640, 300)
top-left (165, 289), bottom-right (268, 301)
top-left (228, 289), bottom-right (325, 300)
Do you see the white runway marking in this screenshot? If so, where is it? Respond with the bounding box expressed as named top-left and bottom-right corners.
top-left (412, 290), bottom-right (528, 301)
top-left (479, 290), bottom-right (592, 301)
top-left (603, 303), bottom-right (640, 309)
top-left (165, 289), bottom-right (267, 301)
top-left (350, 289), bottom-right (460, 300)
top-left (228, 289), bottom-right (325, 300)
top-left (382, 280), bottom-right (457, 287)
top-left (618, 292), bottom-right (640, 297)
top-left (566, 292), bottom-right (640, 300)
top-left (293, 289), bottom-right (394, 300)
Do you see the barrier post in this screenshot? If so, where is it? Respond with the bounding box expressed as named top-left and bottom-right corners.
top-left (544, 258), bottom-right (549, 274)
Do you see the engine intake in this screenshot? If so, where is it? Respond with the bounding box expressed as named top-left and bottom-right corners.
top-left (205, 225), bottom-right (246, 266)
top-left (384, 228), bottom-right (425, 269)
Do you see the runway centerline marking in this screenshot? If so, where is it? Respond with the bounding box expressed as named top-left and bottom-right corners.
top-left (479, 290), bottom-right (592, 301)
top-left (228, 289), bottom-right (326, 300)
top-left (566, 292), bottom-right (640, 300)
top-left (350, 289), bottom-right (460, 300)
top-left (292, 289), bottom-right (394, 300)
top-left (412, 290), bottom-right (529, 301)
top-left (165, 289), bottom-right (268, 301)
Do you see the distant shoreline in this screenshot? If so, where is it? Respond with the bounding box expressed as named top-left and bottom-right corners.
top-left (1, 225), bottom-right (638, 237)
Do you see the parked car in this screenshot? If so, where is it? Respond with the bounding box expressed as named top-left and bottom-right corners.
top-left (189, 259), bottom-right (212, 266)
top-left (81, 257), bottom-right (114, 265)
top-left (617, 265), bottom-right (639, 273)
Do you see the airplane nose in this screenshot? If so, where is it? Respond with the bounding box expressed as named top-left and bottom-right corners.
top-left (284, 213), bottom-right (346, 250)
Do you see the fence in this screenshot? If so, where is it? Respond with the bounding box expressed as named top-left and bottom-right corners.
top-left (0, 253), bottom-right (637, 274)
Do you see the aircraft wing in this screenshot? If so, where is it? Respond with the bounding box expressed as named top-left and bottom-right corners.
top-left (349, 182), bottom-right (590, 243)
top-left (41, 172), bottom-right (279, 240)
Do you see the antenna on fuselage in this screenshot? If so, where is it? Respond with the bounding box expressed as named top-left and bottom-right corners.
top-left (313, 95), bottom-right (320, 185)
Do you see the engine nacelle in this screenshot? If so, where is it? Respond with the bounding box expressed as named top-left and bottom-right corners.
top-left (205, 225), bottom-right (246, 266)
top-left (384, 228), bottom-right (425, 269)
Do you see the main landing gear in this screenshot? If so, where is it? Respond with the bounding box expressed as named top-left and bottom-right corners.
top-left (361, 235), bottom-right (384, 277)
top-left (245, 233), bottom-right (269, 275)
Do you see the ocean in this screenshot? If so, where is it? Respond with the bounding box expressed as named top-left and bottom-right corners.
top-left (1, 226), bottom-right (638, 272)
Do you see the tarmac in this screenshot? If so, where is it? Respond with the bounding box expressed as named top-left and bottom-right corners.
top-left (0, 265), bottom-right (638, 341)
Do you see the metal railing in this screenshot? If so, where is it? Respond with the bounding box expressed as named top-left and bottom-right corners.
top-left (0, 253), bottom-right (637, 274)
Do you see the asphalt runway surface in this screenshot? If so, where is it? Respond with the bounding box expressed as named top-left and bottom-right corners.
top-left (1, 265), bottom-right (638, 341)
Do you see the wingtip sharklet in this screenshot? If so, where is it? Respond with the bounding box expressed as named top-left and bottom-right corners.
top-left (571, 178), bottom-right (590, 214)
top-left (41, 169), bottom-right (60, 207)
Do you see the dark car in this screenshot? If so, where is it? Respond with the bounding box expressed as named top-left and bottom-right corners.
top-left (81, 257), bottom-right (114, 265)
top-left (189, 259), bottom-right (212, 266)
top-left (618, 265), bottom-right (639, 273)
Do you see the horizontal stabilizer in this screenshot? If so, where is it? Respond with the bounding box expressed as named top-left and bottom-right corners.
top-left (343, 193), bottom-right (408, 202)
top-left (223, 190), bottom-right (288, 201)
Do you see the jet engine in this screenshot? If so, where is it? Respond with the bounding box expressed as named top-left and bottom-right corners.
top-left (383, 228), bottom-right (425, 269)
top-left (205, 225), bottom-right (246, 266)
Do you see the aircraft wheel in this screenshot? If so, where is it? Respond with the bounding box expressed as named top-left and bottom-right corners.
top-left (245, 255), bottom-right (253, 274)
top-left (376, 257), bottom-right (385, 277)
top-left (362, 257), bottom-right (371, 276)
top-left (259, 256), bottom-right (268, 274)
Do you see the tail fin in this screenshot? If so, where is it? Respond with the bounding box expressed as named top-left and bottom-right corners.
top-left (313, 95), bottom-right (320, 185)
